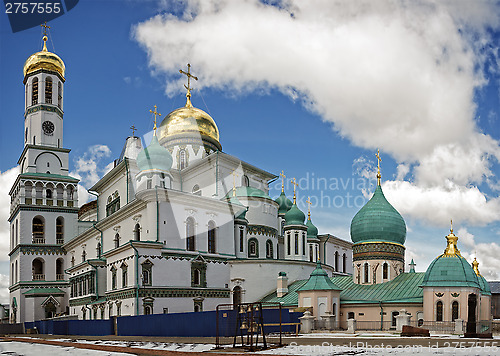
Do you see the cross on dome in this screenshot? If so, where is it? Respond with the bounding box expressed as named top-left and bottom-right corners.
top-left (149, 105), bottom-right (161, 135)
top-left (375, 149), bottom-right (382, 186)
top-left (291, 178), bottom-right (298, 204)
top-left (179, 64), bottom-right (198, 107)
top-left (279, 170), bottom-right (286, 192)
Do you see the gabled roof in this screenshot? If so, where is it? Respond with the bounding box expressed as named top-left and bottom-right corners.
top-left (260, 272), bottom-right (425, 306)
top-left (23, 288), bottom-right (65, 296)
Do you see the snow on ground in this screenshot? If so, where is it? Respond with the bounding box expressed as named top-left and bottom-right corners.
top-left (257, 344), bottom-right (500, 355)
top-left (0, 341), bottom-right (130, 356)
top-left (46, 339), bottom-right (215, 352)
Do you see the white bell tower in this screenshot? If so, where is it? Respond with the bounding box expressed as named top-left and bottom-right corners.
top-left (9, 25), bottom-right (78, 323)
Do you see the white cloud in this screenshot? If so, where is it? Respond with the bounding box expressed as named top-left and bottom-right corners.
top-left (0, 167), bottom-right (20, 262)
top-left (0, 273), bottom-right (10, 304)
top-left (458, 227), bottom-right (500, 280)
top-left (135, 0), bottom-right (500, 228)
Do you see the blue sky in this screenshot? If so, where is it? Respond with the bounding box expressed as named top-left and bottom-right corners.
top-left (1, 0), bottom-right (500, 301)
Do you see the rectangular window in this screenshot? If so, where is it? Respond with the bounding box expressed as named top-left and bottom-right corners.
top-left (239, 229), bottom-right (244, 252)
top-left (294, 233), bottom-right (299, 254)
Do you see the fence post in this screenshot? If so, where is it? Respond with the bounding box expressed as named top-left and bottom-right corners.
top-left (299, 311), bottom-right (314, 334)
top-left (347, 318), bottom-right (356, 334)
top-left (453, 319), bottom-right (463, 335)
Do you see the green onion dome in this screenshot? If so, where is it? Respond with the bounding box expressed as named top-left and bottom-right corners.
top-left (421, 231), bottom-right (480, 288)
top-left (285, 203), bottom-right (306, 226)
top-left (350, 185), bottom-right (406, 245)
top-left (275, 191), bottom-right (293, 214)
top-left (137, 135), bottom-right (173, 172)
top-left (306, 216), bottom-right (319, 239)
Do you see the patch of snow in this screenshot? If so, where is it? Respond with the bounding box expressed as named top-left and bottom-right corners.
top-left (0, 341), bottom-right (130, 356)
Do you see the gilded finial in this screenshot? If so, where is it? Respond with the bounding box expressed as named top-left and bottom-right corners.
top-left (291, 178), bottom-right (298, 204)
top-left (149, 105), bottom-right (161, 136)
top-left (40, 22), bottom-right (50, 51)
top-left (443, 223), bottom-right (461, 257)
top-left (375, 149), bottom-right (382, 186)
top-left (279, 170), bottom-right (286, 193)
top-left (179, 64), bottom-right (198, 108)
top-left (306, 196), bottom-right (312, 219)
top-left (450, 219), bottom-right (453, 233)
top-left (130, 125), bottom-right (137, 137)
top-left (472, 257), bottom-right (480, 276)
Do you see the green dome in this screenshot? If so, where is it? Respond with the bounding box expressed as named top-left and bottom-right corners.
top-left (350, 185), bottom-right (406, 245)
top-left (285, 203), bottom-right (306, 226)
top-left (478, 274), bottom-right (491, 295)
top-left (275, 191), bottom-right (293, 214)
top-left (137, 135), bottom-right (172, 172)
top-left (306, 216), bottom-right (318, 239)
top-left (422, 255), bottom-right (479, 288)
top-left (297, 262), bottom-right (342, 291)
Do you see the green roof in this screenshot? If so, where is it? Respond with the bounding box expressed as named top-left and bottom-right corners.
top-left (306, 217), bottom-right (318, 239)
top-left (23, 288), bottom-right (65, 295)
top-left (136, 135), bottom-right (173, 171)
top-left (297, 262), bottom-right (342, 291)
top-left (275, 191), bottom-right (293, 214)
top-left (260, 272), bottom-right (425, 306)
top-left (350, 185), bottom-right (406, 245)
top-left (224, 186), bottom-right (272, 200)
top-left (284, 203), bottom-right (306, 226)
top-left (421, 253), bottom-right (480, 288)
top-left (20, 172), bottom-right (79, 182)
top-left (478, 274), bottom-right (491, 296)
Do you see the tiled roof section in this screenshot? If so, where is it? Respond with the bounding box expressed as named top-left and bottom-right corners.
top-left (489, 281), bottom-right (500, 294)
top-left (260, 272), bottom-right (425, 306)
top-left (23, 288), bottom-right (65, 295)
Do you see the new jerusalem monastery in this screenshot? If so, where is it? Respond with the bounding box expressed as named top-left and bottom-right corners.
top-left (8, 29), bottom-right (492, 328)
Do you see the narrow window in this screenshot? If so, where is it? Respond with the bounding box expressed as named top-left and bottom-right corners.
top-left (179, 149), bottom-right (187, 169)
top-left (302, 233), bottom-right (306, 255)
top-left (239, 228), bottom-right (244, 252)
top-left (241, 175), bottom-right (250, 187)
top-left (392, 311), bottom-right (399, 327)
top-left (96, 242), bottom-right (101, 258)
top-left (114, 233), bottom-right (120, 248)
top-left (343, 253), bottom-right (347, 273)
top-left (121, 264), bottom-right (128, 288)
top-left (193, 269), bottom-right (200, 285)
top-left (56, 217), bottom-right (63, 244)
top-left (248, 239), bottom-right (258, 257)
top-left (32, 216), bottom-right (45, 243)
top-left (82, 250), bottom-right (86, 262)
top-left (134, 223), bottom-right (140, 241)
top-left (335, 251), bottom-right (339, 271)
top-left (266, 240), bottom-right (273, 259)
top-left (309, 245), bottom-right (313, 262)
top-left (32, 77), bottom-right (38, 105)
top-left (452, 301), bottom-right (459, 321)
top-left (287, 233), bottom-right (291, 255)
top-left (436, 301), bottom-right (443, 322)
top-left (208, 221), bottom-right (216, 253)
top-left (364, 263), bottom-right (369, 283)
top-left (45, 77), bottom-right (52, 104)
top-left (186, 217), bottom-right (195, 251)
top-left (71, 256), bottom-right (75, 267)
top-left (57, 82), bottom-right (62, 108)
top-left (111, 267), bottom-right (117, 290)
top-left (383, 263), bottom-right (388, 279)
top-left (294, 233), bottom-right (299, 255)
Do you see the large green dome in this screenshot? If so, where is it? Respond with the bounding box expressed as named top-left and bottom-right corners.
top-left (350, 185), bottom-right (406, 245)
top-left (421, 232), bottom-right (479, 288)
top-left (275, 191), bottom-right (293, 214)
top-left (285, 203), bottom-right (306, 226)
top-left (137, 135), bottom-right (173, 172)
top-left (306, 216), bottom-right (318, 239)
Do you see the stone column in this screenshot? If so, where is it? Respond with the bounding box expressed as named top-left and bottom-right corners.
top-left (454, 319), bottom-right (464, 335)
top-left (347, 318), bottom-right (356, 334)
top-left (299, 311), bottom-right (315, 334)
top-left (322, 311), bottom-right (337, 330)
top-left (396, 309), bottom-right (411, 332)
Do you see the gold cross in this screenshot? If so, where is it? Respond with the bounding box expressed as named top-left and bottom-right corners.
top-left (130, 125), bottom-right (137, 137)
top-left (149, 105), bottom-right (161, 135)
top-left (291, 178), bottom-right (298, 204)
top-left (306, 196), bottom-right (312, 219)
top-left (40, 22), bottom-right (50, 36)
top-left (179, 64), bottom-right (198, 105)
top-left (375, 149), bottom-right (382, 186)
top-left (279, 170), bottom-right (286, 193)
top-left (232, 171), bottom-right (239, 197)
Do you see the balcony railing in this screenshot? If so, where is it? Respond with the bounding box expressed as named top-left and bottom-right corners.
top-left (32, 238), bottom-right (45, 244)
top-left (32, 274), bottom-right (45, 280)
top-left (56, 274), bottom-right (65, 280)
top-left (56, 239), bottom-right (64, 244)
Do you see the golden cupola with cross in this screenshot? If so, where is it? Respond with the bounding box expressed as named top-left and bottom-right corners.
top-left (159, 64), bottom-right (221, 161)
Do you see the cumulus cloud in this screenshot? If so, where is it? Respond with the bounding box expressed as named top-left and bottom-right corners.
top-left (134, 0), bottom-right (500, 227)
top-left (458, 227), bottom-right (500, 280)
top-left (0, 167), bottom-right (20, 262)
top-left (0, 274), bottom-right (10, 304)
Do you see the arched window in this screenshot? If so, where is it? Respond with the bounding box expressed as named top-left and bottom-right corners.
top-left (32, 258), bottom-right (45, 280)
top-left (144, 305), bottom-right (152, 315)
top-left (45, 77), bottom-right (52, 104)
top-left (121, 263), bottom-right (128, 288)
top-left (57, 82), bottom-right (62, 108)
top-left (111, 267), bottom-right (117, 290)
top-left (82, 250), bottom-right (86, 262)
top-left (335, 251), bottom-right (339, 271)
top-left (71, 256), bottom-right (75, 267)
top-left (15, 260), bottom-right (18, 283)
top-left (208, 221), bottom-right (216, 253)
top-left (452, 301), bottom-right (459, 321)
top-left (233, 286), bottom-right (242, 306)
top-left (436, 301), bottom-right (443, 321)
top-left (186, 217), bottom-right (195, 251)
top-left (179, 149), bottom-right (187, 169)
top-left (383, 263), bottom-right (388, 279)
top-left (114, 233), bottom-right (120, 248)
top-left (56, 217), bottom-right (64, 244)
top-left (364, 263), bottom-right (369, 283)
top-left (32, 216), bottom-right (45, 243)
top-left (309, 245), bottom-right (313, 262)
top-left (343, 253), bottom-right (347, 273)
top-left (134, 223), bottom-right (141, 241)
top-left (32, 77), bottom-right (38, 105)
top-left (46, 189), bottom-right (52, 199)
top-left (248, 238), bottom-right (258, 257)
top-left (241, 175), bottom-right (250, 187)
top-left (332, 303), bottom-right (337, 315)
top-left (266, 240), bottom-right (273, 259)
top-left (141, 260), bottom-right (153, 286)
top-left (193, 269), bottom-right (201, 285)
top-left (56, 258), bottom-right (64, 280)
top-left (294, 233), bottom-right (299, 255)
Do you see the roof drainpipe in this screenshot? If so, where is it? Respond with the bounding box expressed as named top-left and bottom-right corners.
top-left (130, 242), bottom-right (140, 316)
top-left (379, 301), bottom-right (384, 331)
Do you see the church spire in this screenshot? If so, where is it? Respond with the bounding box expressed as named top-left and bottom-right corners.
top-left (40, 22), bottom-right (50, 51)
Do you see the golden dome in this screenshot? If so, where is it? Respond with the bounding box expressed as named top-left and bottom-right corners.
top-left (23, 36), bottom-right (65, 79)
top-left (159, 95), bottom-right (220, 148)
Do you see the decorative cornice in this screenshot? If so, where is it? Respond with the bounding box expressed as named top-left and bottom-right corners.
top-left (25, 104), bottom-right (64, 119)
top-left (14, 244), bottom-right (66, 256)
top-left (247, 225), bottom-right (277, 237)
top-left (138, 287), bottom-right (230, 299)
top-left (9, 204), bottom-right (78, 222)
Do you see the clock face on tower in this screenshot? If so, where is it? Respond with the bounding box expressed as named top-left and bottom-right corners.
top-left (42, 121), bottom-right (55, 135)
